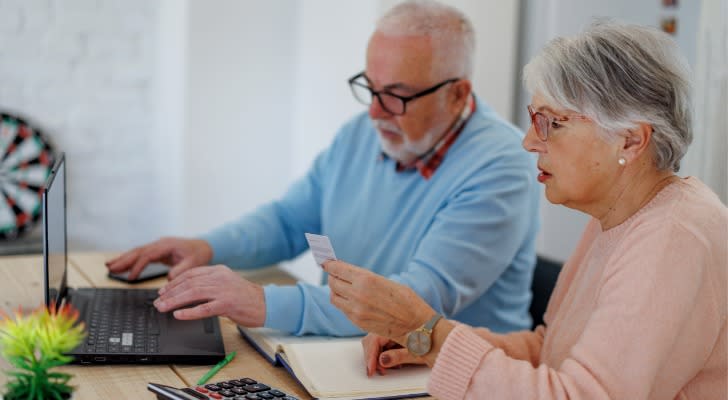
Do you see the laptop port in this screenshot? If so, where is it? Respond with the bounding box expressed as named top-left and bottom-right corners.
top-left (93, 356), bottom-right (106, 362)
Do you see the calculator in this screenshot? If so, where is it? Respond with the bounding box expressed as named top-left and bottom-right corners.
top-left (148, 377), bottom-right (299, 400)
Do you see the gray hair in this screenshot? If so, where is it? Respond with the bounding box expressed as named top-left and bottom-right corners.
top-left (523, 20), bottom-right (693, 172)
top-left (376, 0), bottom-right (475, 80)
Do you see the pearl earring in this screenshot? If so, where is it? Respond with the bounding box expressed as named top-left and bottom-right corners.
top-left (618, 158), bottom-right (626, 166)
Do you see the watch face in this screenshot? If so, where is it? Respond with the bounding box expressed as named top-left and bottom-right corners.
top-left (407, 330), bottom-right (432, 357)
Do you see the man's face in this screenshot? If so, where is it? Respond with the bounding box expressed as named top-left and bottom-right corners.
top-left (365, 32), bottom-right (460, 163)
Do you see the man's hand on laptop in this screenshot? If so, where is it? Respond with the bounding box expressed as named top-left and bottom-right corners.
top-left (153, 265), bottom-right (266, 327)
top-left (106, 237), bottom-right (213, 281)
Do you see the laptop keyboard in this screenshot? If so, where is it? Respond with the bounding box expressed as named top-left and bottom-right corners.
top-left (84, 288), bottom-right (160, 354)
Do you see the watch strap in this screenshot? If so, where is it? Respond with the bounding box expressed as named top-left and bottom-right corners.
top-left (423, 313), bottom-right (443, 331)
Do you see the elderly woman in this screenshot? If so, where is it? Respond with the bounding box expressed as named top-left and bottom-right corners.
top-left (324, 21), bottom-right (727, 400)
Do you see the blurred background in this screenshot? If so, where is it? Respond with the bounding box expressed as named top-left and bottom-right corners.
top-left (0, 0), bottom-right (724, 283)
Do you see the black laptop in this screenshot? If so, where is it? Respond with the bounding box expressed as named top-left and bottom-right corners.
top-left (42, 153), bottom-right (225, 364)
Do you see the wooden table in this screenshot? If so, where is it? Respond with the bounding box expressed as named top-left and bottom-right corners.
top-left (0, 253), bottom-right (312, 399)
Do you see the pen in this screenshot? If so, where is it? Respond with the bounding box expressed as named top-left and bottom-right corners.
top-left (196, 351), bottom-right (236, 385)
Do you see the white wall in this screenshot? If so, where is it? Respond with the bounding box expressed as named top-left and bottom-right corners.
top-left (0, 0), bottom-right (167, 251)
top-left (182, 0), bottom-right (299, 236)
top-left (153, 0), bottom-right (188, 236)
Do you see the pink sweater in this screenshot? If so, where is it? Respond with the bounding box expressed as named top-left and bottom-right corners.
top-left (428, 177), bottom-right (727, 399)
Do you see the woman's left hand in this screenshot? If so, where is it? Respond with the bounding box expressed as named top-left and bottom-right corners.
top-left (324, 260), bottom-right (436, 344)
top-left (362, 334), bottom-right (427, 376)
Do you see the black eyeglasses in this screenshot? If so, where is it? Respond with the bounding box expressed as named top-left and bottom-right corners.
top-left (527, 104), bottom-right (591, 142)
top-left (348, 72), bottom-right (459, 115)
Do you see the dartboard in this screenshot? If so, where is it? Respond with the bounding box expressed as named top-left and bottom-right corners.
top-left (0, 113), bottom-right (55, 240)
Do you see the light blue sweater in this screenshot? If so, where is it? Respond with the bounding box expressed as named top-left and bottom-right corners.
top-left (202, 97), bottom-right (540, 336)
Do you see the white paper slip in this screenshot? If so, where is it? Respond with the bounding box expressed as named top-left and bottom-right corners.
top-left (305, 233), bottom-right (337, 266)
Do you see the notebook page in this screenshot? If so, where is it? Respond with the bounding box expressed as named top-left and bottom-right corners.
top-left (239, 327), bottom-right (346, 362)
top-left (282, 339), bottom-right (429, 399)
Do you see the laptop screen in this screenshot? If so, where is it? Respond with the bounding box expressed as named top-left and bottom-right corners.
top-left (42, 154), bottom-right (67, 307)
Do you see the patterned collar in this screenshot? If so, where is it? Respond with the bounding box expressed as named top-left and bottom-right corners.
top-left (380, 94), bottom-right (475, 180)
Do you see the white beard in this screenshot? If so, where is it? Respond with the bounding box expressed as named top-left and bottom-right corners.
top-left (373, 119), bottom-right (443, 164)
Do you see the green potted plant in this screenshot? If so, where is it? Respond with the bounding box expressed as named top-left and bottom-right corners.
top-left (0, 303), bottom-right (85, 400)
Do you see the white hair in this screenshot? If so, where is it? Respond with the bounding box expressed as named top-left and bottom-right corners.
top-left (376, 0), bottom-right (475, 80)
top-left (523, 20), bottom-right (693, 172)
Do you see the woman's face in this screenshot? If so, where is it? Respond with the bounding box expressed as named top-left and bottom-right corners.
top-left (522, 94), bottom-right (622, 213)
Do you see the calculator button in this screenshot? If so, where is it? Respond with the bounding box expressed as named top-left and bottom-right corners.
top-left (240, 378), bottom-right (257, 385)
top-left (205, 384), bottom-right (222, 391)
top-left (268, 390), bottom-right (286, 397)
top-left (243, 384), bottom-right (270, 393)
top-left (196, 386), bottom-right (210, 393)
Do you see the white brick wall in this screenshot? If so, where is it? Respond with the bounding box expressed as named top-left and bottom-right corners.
top-left (0, 0), bottom-right (165, 251)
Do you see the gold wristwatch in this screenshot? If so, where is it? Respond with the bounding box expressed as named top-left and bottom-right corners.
top-left (406, 314), bottom-right (443, 357)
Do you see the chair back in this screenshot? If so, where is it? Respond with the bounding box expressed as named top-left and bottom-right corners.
top-left (529, 256), bottom-right (562, 329)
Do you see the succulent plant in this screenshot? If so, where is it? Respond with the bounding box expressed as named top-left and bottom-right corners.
top-left (0, 303), bottom-right (85, 400)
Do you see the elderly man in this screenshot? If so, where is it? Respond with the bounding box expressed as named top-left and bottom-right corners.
top-left (107, 0), bottom-right (540, 336)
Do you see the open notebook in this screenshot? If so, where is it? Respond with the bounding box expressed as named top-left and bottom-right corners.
top-left (238, 327), bottom-right (430, 400)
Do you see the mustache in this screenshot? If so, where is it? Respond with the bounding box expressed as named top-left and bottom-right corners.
top-left (372, 120), bottom-right (403, 136)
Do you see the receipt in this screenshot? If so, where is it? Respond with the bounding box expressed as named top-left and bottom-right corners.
top-left (304, 233), bottom-right (338, 266)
